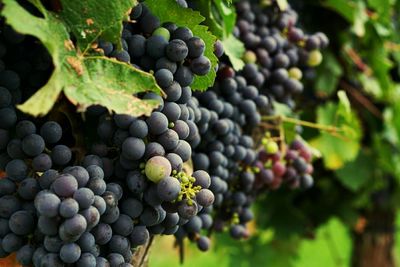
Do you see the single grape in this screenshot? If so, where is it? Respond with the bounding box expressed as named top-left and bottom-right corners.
top-left (166, 39), bottom-right (189, 62)
top-left (17, 178), bottom-right (40, 200)
top-left (171, 27), bottom-right (193, 41)
top-left (9, 210), bottom-right (34, 235)
top-left (121, 137), bottom-right (145, 160)
top-left (145, 156), bottom-right (172, 183)
top-left (130, 225), bottom-right (149, 247)
top-left (146, 112), bottom-right (169, 135)
top-left (22, 134), bottom-right (45, 156)
top-left (127, 34), bottom-right (146, 58)
top-left (40, 121), bottom-right (62, 144)
top-left (73, 188), bottom-right (95, 209)
top-left (16, 244), bottom-right (34, 265)
top-left (196, 236), bottom-right (210, 251)
top-left (76, 253), bottom-right (96, 267)
top-left (59, 198), bottom-right (79, 218)
top-left (60, 243), bottom-right (81, 263)
top-left (52, 174), bottom-right (78, 197)
top-left (174, 66), bottom-right (194, 87)
top-left (187, 37), bottom-right (205, 58)
top-left (146, 35), bottom-right (168, 59)
top-left (157, 176), bottom-right (181, 202)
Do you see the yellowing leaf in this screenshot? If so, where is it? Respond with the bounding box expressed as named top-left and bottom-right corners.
top-left (2, 0), bottom-right (161, 117)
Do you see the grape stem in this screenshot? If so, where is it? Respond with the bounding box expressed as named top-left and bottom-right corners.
top-left (262, 115), bottom-right (340, 134)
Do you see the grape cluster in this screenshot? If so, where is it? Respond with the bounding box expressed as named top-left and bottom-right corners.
top-left (0, 22), bottom-right (141, 266)
top-left (190, 63), bottom-right (265, 240)
top-left (234, 0), bottom-right (328, 108)
top-left (89, 1), bottom-right (216, 251)
top-left (254, 137), bottom-right (314, 190)
top-left (0, 0), bottom-right (326, 263)
top-left (99, 2), bottom-right (211, 82)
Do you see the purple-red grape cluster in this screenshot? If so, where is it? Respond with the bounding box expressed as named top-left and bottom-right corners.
top-left (254, 138), bottom-right (314, 190)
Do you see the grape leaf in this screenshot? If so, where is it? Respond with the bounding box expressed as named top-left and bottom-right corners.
top-left (315, 52), bottom-right (342, 97)
top-left (144, 0), bottom-right (218, 91)
top-left (196, 0), bottom-right (245, 70)
top-left (196, 0), bottom-right (224, 38)
top-left (2, 0), bottom-right (161, 117)
top-left (323, 0), bottom-right (367, 37)
top-left (60, 0), bottom-right (136, 51)
top-left (335, 150), bottom-right (374, 191)
top-left (64, 57), bottom-right (161, 116)
top-left (310, 91), bottom-right (362, 169)
top-left (222, 34), bottom-right (245, 70)
top-left (213, 0), bottom-right (236, 37)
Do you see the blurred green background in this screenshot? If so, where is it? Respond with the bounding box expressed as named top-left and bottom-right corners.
top-left (149, 215), bottom-right (400, 267)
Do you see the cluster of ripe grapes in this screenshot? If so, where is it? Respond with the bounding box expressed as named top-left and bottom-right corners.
top-left (0, 25), bottom-right (151, 266)
top-left (234, 0), bottom-right (329, 108)
top-left (87, 1), bottom-right (218, 253)
top-left (0, 0), bottom-right (328, 265)
top-left (254, 137), bottom-right (314, 191)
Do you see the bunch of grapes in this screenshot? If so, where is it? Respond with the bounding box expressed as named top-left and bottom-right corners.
top-left (0, 0), bottom-right (327, 264)
top-left (87, 1), bottom-right (216, 251)
top-left (0, 21), bottom-right (146, 266)
top-left (234, 0), bottom-right (329, 108)
top-left (191, 64), bottom-right (265, 240)
top-left (254, 136), bottom-right (314, 190)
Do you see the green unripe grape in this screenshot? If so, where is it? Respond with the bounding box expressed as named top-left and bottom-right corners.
top-left (288, 67), bottom-right (303, 80)
top-left (145, 156), bottom-right (172, 183)
top-left (153, 27), bottom-right (170, 41)
top-left (307, 50), bottom-right (323, 67)
top-left (264, 140), bottom-right (279, 154)
top-left (243, 50), bottom-right (257, 64)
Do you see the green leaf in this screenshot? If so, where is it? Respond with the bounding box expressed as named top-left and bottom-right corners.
top-left (310, 92), bottom-right (362, 169)
top-left (315, 52), bottom-right (343, 97)
top-left (352, 1), bottom-right (368, 37)
top-left (335, 150), bottom-right (374, 191)
top-left (213, 0), bottom-right (236, 37)
top-left (195, 0), bottom-right (245, 70)
top-left (323, 0), bottom-right (355, 22)
top-left (144, 0), bottom-right (218, 91)
top-left (273, 102), bottom-right (293, 117)
top-left (60, 0), bottom-right (136, 51)
top-left (2, 0), bottom-right (161, 117)
top-left (64, 57), bottom-right (161, 116)
top-left (323, 0), bottom-right (367, 36)
top-left (196, 0), bottom-right (224, 38)
top-left (221, 34), bottom-right (245, 70)
top-left (2, 0), bottom-right (73, 115)
top-left (357, 74), bottom-right (383, 99)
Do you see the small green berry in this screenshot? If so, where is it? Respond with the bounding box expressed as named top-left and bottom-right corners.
top-left (307, 50), bottom-right (323, 67)
top-left (288, 67), bottom-right (303, 80)
top-left (243, 50), bottom-right (257, 64)
top-left (153, 27), bottom-right (170, 41)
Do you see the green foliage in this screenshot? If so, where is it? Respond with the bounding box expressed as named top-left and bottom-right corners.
top-left (315, 52), bottom-right (342, 97)
top-left (221, 35), bottom-right (245, 70)
top-left (60, 0), bottom-right (136, 51)
top-left (196, 0), bottom-right (245, 70)
top-left (310, 91), bottom-right (362, 170)
top-left (335, 150), bottom-right (374, 191)
top-left (323, 0), bottom-right (368, 36)
top-left (144, 0), bottom-right (219, 91)
top-left (2, 0), bottom-right (161, 117)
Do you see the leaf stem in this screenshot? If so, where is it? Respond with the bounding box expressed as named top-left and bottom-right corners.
top-left (262, 115), bottom-right (340, 134)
